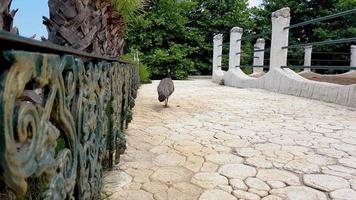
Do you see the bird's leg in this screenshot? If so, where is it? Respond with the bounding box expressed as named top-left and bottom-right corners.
top-left (165, 98), bottom-right (168, 107)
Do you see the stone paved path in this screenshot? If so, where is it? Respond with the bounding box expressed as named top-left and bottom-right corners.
top-left (103, 80), bottom-right (356, 200)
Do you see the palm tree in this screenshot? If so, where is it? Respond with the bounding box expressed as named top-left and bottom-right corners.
top-left (44, 0), bottom-right (146, 57)
top-left (0, 0), bottom-right (18, 33)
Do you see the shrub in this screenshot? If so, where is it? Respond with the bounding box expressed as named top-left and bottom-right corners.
top-left (121, 53), bottom-right (151, 84)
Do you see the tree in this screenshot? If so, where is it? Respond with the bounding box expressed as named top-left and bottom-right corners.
top-left (0, 0), bottom-right (18, 33)
top-left (251, 0), bottom-right (356, 68)
top-left (125, 0), bottom-right (199, 79)
top-left (125, 0), bottom-right (253, 79)
top-left (44, 0), bottom-right (146, 57)
top-left (187, 0), bottom-right (254, 71)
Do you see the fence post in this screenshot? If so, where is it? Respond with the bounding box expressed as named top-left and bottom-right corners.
top-left (351, 45), bottom-right (356, 71)
top-left (253, 38), bottom-right (265, 74)
top-left (269, 7), bottom-right (290, 69)
top-left (303, 45), bottom-right (312, 72)
top-left (213, 34), bottom-right (223, 71)
top-left (229, 27), bottom-right (243, 69)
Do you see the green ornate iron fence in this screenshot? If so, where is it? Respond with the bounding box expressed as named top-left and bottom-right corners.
top-left (0, 31), bottom-right (139, 199)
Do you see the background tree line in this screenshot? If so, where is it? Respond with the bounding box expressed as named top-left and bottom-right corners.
top-left (124, 0), bottom-right (356, 81)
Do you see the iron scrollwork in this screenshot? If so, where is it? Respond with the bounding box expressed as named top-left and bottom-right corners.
top-left (0, 50), bottom-right (139, 199)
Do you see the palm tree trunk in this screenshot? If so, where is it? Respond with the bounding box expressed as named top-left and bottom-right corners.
top-left (0, 0), bottom-right (18, 33)
top-left (44, 0), bottom-right (125, 57)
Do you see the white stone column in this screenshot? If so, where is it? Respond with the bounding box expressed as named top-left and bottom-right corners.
top-left (351, 45), bottom-right (356, 71)
top-left (229, 27), bottom-right (243, 69)
top-left (303, 46), bottom-right (312, 72)
top-left (213, 34), bottom-right (223, 71)
top-left (269, 7), bottom-right (290, 69)
top-left (253, 38), bottom-right (265, 74)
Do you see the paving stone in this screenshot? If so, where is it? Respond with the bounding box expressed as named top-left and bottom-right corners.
top-left (256, 169), bottom-right (300, 186)
top-left (316, 148), bottom-right (348, 158)
top-left (119, 161), bottom-right (155, 170)
top-left (232, 190), bottom-right (261, 200)
top-left (142, 182), bottom-right (168, 194)
top-left (103, 80), bottom-right (356, 199)
top-left (321, 169), bottom-right (356, 179)
top-left (104, 170), bottom-right (132, 188)
top-left (154, 191), bottom-right (168, 200)
top-left (151, 167), bottom-right (193, 184)
top-left (200, 162), bottom-right (218, 172)
top-left (122, 182), bottom-right (142, 190)
top-left (329, 188), bottom-right (356, 200)
top-left (261, 195), bottom-right (282, 200)
top-left (236, 147), bottom-right (261, 158)
top-left (339, 157), bottom-right (356, 169)
top-left (125, 168), bottom-right (154, 183)
top-left (267, 181), bottom-right (286, 189)
top-left (191, 172), bottom-right (228, 189)
top-left (245, 156), bottom-right (274, 168)
top-left (153, 153), bottom-right (186, 166)
top-left (150, 145), bottom-right (171, 154)
top-left (205, 153), bottom-right (243, 165)
top-left (168, 182), bottom-right (203, 200)
top-left (248, 188), bottom-right (268, 197)
top-left (229, 178), bottom-right (248, 191)
top-left (284, 159), bottom-right (320, 173)
top-left (216, 185), bottom-right (233, 193)
top-left (270, 186), bottom-right (327, 200)
top-left (111, 189), bottom-right (154, 200)
top-left (245, 177), bottom-right (271, 191)
top-left (199, 189), bottom-right (237, 200)
top-left (218, 164), bottom-right (257, 179)
top-left (350, 179), bottom-right (356, 190)
top-left (303, 174), bottom-right (349, 192)
top-left (327, 165), bottom-right (356, 174)
top-left (184, 155), bottom-right (204, 172)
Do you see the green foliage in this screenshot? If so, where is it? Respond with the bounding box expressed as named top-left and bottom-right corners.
top-left (252, 0), bottom-right (356, 70)
top-left (188, 0), bottom-right (254, 68)
top-left (125, 0), bottom-right (253, 79)
top-left (124, 0), bottom-right (355, 78)
top-left (122, 52), bottom-right (151, 84)
top-left (139, 64), bottom-right (151, 84)
top-left (114, 0), bottom-right (145, 22)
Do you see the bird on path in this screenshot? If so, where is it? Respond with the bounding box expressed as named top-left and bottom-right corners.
top-left (157, 69), bottom-right (174, 107)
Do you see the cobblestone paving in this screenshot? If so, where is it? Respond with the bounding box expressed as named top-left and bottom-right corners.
top-left (104, 80), bottom-right (356, 200)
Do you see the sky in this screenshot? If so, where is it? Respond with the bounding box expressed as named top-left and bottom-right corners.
top-left (248, 0), bottom-right (263, 8)
top-left (12, 0), bottom-right (48, 40)
top-left (11, 0), bottom-right (263, 40)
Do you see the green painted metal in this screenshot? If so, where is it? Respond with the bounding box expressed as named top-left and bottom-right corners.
top-left (0, 39), bottom-right (139, 199)
top-left (0, 30), bottom-right (129, 63)
top-left (253, 31), bottom-right (272, 38)
top-left (312, 51), bottom-right (351, 55)
top-left (282, 37), bottom-right (356, 49)
top-left (254, 48), bottom-right (271, 53)
top-left (237, 65), bottom-right (270, 68)
top-left (285, 8), bottom-right (356, 30)
top-left (281, 65), bottom-right (356, 70)
top-left (287, 59), bottom-right (351, 62)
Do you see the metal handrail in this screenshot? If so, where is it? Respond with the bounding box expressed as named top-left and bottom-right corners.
top-left (254, 48), bottom-right (271, 52)
top-left (287, 59), bottom-right (351, 62)
top-left (285, 8), bottom-right (356, 30)
top-left (237, 65), bottom-right (270, 68)
top-left (253, 31), bottom-right (272, 38)
top-left (281, 65), bottom-right (356, 70)
top-left (0, 30), bottom-right (128, 63)
top-left (312, 51), bottom-right (351, 55)
top-left (282, 37), bottom-right (356, 49)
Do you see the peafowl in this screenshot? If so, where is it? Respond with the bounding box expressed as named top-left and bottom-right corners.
top-left (157, 69), bottom-right (174, 107)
